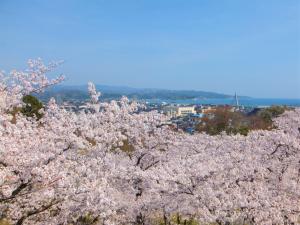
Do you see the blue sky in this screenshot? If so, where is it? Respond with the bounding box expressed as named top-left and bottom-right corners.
top-left (0, 0), bottom-right (299, 98)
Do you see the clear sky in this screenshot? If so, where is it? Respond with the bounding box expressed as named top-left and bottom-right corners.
top-left (0, 0), bottom-right (299, 98)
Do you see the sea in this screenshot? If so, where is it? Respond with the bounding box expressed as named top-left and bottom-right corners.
top-left (144, 98), bottom-right (300, 107)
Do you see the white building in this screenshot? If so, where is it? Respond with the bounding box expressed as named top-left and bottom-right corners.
top-left (163, 105), bottom-right (196, 117)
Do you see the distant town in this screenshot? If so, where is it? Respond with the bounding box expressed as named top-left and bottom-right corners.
top-left (34, 86), bottom-right (300, 135)
top-left (58, 93), bottom-right (271, 135)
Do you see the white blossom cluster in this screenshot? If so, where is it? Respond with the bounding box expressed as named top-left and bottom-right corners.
top-left (0, 58), bottom-right (64, 113)
top-left (0, 60), bottom-right (299, 225)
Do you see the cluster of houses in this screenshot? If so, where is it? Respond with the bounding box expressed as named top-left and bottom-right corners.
top-left (160, 104), bottom-right (254, 134)
top-left (161, 105), bottom-right (217, 134)
top-left (161, 104), bottom-right (219, 118)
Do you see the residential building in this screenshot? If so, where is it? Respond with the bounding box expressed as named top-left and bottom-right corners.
top-left (163, 105), bottom-right (196, 117)
top-left (177, 106), bottom-right (196, 116)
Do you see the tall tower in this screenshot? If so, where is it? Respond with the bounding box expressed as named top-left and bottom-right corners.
top-left (234, 92), bottom-right (239, 107)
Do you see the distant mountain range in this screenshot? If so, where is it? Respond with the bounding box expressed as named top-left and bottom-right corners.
top-left (36, 84), bottom-right (249, 103)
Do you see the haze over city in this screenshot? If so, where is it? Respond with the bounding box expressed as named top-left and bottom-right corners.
top-left (0, 0), bottom-right (299, 98)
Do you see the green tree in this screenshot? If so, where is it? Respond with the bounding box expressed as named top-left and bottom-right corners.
top-left (20, 95), bottom-right (44, 120)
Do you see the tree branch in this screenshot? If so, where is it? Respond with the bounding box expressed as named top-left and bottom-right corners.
top-left (16, 199), bottom-right (61, 225)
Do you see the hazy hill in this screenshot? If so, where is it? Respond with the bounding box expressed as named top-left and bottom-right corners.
top-left (36, 84), bottom-right (241, 103)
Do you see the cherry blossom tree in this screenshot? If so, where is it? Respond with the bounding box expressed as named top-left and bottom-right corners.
top-left (0, 60), bottom-right (299, 225)
top-left (0, 58), bottom-right (64, 113)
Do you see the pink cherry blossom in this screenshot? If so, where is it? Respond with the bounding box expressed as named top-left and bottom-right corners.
top-left (0, 60), bottom-right (299, 225)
